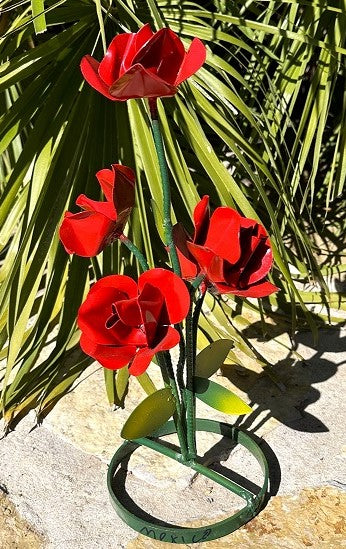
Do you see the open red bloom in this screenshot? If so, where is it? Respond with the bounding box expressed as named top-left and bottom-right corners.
top-left (78, 268), bottom-right (190, 375)
top-left (59, 164), bottom-right (135, 257)
top-left (173, 196), bottom-right (278, 297)
top-left (80, 24), bottom-right (206, 101)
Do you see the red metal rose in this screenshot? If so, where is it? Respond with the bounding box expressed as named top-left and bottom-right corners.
top-left (80, 24), bottom-right (206, 101)
top-left (59, 164), bottom-right (135, 257)
top-left (77, 268), bottom-right (190, 376)
top-left (173, 196), bottom-right (278, 297)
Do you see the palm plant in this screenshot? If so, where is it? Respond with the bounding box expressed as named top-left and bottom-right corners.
top-left (0, 0), bottom-right (345, 428)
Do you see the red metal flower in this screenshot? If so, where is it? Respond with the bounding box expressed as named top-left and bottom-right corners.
top-left (80, 24), bottom-right (206, 101)
top-left (59, 164), bottom-right (135, 257)
top-left (78, 268), bottom-right (190, 375)
top-left (173, 196), bottom-right (278, 297)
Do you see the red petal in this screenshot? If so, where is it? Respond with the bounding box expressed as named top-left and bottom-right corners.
top-left (204, 207), bottom-right (242, 264)
top-left (134, 24), bottom-right (154, 48)
top-left (59, 211), bottom-right (114, 257)
top-left (132, 28), bottom-right (185, 85)
top-left (111, 164), bottom-right (135, 231)
top-left (128, 326), bottom-right (180, 376)
top-left (138, 268), bottom-right (190, 324)
top-left (78, 276), bottom-right (138, 344)
top-left (128, 348), bottom-right (155, 376)
top-left (80, 333), bottom-right (136, 370)
top-left (110, 320), bottom-right (147, 346)
top-left (80, 56), bottom-right (116, 100)
top-left (193, 195), bottom-right (210, 244)
top-left (151, 325), bottom-right (180, 352)
top-left (175, 38), bottom-right (206, 85)
top-left (138, 283), bottom-right (166, 347)
top-left (207, 254), bottom-right (226, 283)
top-left (109, 64), bottom-right (177, 100)
top-left (121, 24), bottom-right (154, 74)
top-left (172, 223), bottom-right (198, 279)
top-left (99, 32), bottom-right (134, 85)
top-left (186, 242), bottom-right (215, 272)
top-left (76, 194), bottom-right (116, 220)
top-left (115, 297), bottom-right (142, 326)
top-left (112, 164), bottom-right (136, 187)
top-left (213, 280), bottom-right (278, 297)
top-left (85, 274), bottom-right (138, 299)
top-left (243, 239), bottom-right (273, 285)
top-left (95, 165), bottom-right (135, 235)
top-left (95, 168), bottom-right (115, 204)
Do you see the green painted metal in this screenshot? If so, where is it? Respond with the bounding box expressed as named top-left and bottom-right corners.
top-left (107, 418), bottom-right (269, 544)
top-left (149, 98), bottom-right (181, 276)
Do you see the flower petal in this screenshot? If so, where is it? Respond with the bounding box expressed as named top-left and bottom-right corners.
top-left (80, 55), bottom-right (116, 100)
top-left (95, 168), bottom-right (115, 204)
top-left (128, 326), bottom-right (180, 376)
top-left (132, 27), bottom-right (185, 84)
top-left (80, 333), bottom-right (136, 370)
top-left (128, 348), bottom-right (155, 376)
top-left (109, 64), bottom-right (177, 100)
top-left (186, 242), bottom-right (216, 273)
top-left (151, 325), bottom-right (180, 352)
top-left (138, 283), bottom-right (167, 346)
top-left (59, 210), bottom-right (114, 257)
top-left (204, 207), bottom-right (242, 264)
top-left (138, 268), bottom-right (190, 324)
top-left (115, 297), bottom-right (142, 326)
top-left (78, 276), bottom-right (137, 344)
top-left (172, 223), bottom-right (198, 279)
top-left (121, 24), bottom-right (154, 74)
top-left (98, 32), bottom-right (134, 85)
top-left (175, 38), bottom-right (206, 85)
top-left (76, 193), bottom-right (116, 220)
top-left (213, 280), bottom-right (278, 297)
top-left (242, 237), bottom-right (273, 285)
top-left (111, 164), bottom-right (135, 231)
top-left (193, 195), bottom-right (210, 244)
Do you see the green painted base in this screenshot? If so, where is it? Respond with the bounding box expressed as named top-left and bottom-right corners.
top-left (107, 419), bottom-right (269, 544)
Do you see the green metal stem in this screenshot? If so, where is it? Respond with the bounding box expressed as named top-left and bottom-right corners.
top-left (192, 288), bottom-right (206, 355)
top-left (185, 288), bottom-right (206, 460)
top-left (175, 323), bottom-right (186, 408)
top-left (136, 435), bottom-right (254, 502)
top-left (157, 351), bottom-right (188, 461)
top-left (185, 298), bottom-right (196, 460)
top-left (149, 98), bottom-right (181, 276)
top-left (119, 234), bottom-right (149, 271)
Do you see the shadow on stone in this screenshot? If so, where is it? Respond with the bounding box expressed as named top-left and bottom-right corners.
top-left (222, 328), bottom-right (345, 435)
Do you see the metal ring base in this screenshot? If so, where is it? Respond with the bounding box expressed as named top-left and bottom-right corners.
top-left (107, 418), bottom-right (269, 544)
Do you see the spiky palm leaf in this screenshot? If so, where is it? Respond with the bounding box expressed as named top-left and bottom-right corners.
top-left (0, 0), bottom-right (344, 427)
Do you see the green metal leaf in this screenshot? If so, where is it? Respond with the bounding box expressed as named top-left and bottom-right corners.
top-left (195, 339), bottom-right (234, 379)
top-left (121, 388), bottom-right (176, 440)
top-left (136, 372), bottom-right (157, 395)
top-left (194, 377), bottom-right (252, 416)
top-left (104, 368), bottom-right (129, 408)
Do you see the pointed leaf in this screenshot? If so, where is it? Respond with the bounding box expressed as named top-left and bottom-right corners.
top-left (104, 367), bottom-right (129, 408)
top-left (121, 387), bottom-right (176, 440)
top-left (194, 377), bottom-right (252, 415)
top-left (195, 339), bottom-right (234, 378)
top-left (136, 372), bottom-right (157, 395)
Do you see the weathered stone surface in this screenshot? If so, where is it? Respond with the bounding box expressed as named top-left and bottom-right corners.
top-left (0, 327), bottom-right (344, 548)
top-left (43, 362), bottom-right (174, 461)
top-left (127, 486), bottom-right (346, 548)
top-left (0, 492), bottom-right (45, 548)
top-left (0, 417), bottom-right (136, 549)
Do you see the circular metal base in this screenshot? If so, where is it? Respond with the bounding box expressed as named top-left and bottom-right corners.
top-left (107, 418), bottom-right (269, 544)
